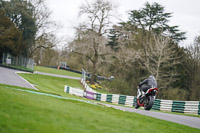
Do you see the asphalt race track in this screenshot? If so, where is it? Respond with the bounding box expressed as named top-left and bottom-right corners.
top-left (0, 66), bottom-right (36, 89)
top-left (100, 103), bottom-right (200, 129)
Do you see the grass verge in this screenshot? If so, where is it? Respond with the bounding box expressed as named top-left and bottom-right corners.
top-left (0, 84), bottom-right (199, 133)
top-left (18, 73), bottom-right (83, 96)
top-left (34, 66), bottom-right (82, 77)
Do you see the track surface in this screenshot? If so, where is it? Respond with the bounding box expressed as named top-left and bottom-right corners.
top-left (1, 67), bottom-right (200, 129)
top-left (100, 103), bottom-right (200, 129)
top-left (0, 67), bottom-right (36, 89)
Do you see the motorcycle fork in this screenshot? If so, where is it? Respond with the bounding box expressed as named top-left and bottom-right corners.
top-left (139, 96), bottom-right (146, 104)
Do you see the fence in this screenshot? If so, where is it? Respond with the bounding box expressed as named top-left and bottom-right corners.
top-left (64, 78), bottom-right (200, 115)
top-left (152, 100), bottom-right (200, 115)
top-left (81, 68), bottom-right (114, 82)
top-left (81, 76), bottom-right (97, 93)
top-left (2, 53), bottom-right (34, 71)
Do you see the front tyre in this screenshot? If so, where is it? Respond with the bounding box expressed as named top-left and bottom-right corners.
top-left (144, 96), bottom-right (154, 110)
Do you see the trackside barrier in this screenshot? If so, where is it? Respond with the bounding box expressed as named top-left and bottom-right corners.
top-left (101, 94), bottom-right (107, 102)
top-left (65, 77), bottom-right (200, 115)
top-left (64, 85), bottom-right (137, 107)
top-left (125, 96), bottom-right (135, 107)
top-left (119, 95), bottom-right (126, 105)
top-left (152, 99), bottom-right (161, 110)
top-left (198, 102), bottom-right (200, 115)
top-left (153, 100), bottom-right (200, 115)
top-left (112, 94), bottom-right (120, 104)
top-left (172, 101), bottom-right (185, 113)
top-left (184, 101), bottom-right (199, 115)
top-left (106, 94), bottom-right (112, 103)
top-left (96, 93), bottom-right (101, 101)
top-left (64, 85), bottom-right (84, 97)
top-left (199, 102), bottom-right (200, 115)
top-left (160, 100), bottom-right (173, 112)
top-left (84, 91), bottom-right (96, 100)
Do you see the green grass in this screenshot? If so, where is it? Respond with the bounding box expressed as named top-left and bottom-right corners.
top-left (0, 84), bottom-right (199, 133)
top-left (18, 73), bottom-right (83, 96)
top-left (34, 66), bottom-right (82, 77)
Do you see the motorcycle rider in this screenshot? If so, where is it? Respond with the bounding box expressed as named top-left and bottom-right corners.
top-left (137, 75), bottom-right (157, 98)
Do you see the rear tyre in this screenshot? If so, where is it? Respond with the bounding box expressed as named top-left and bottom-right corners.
top-left (144, 96), bottom-right (154, 110)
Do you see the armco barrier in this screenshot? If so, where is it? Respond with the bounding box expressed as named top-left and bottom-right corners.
top-left (172, 101), bottom-right (185, 113)
top-left (184, 101), bottom-right (199, 114)
top-left (199, 102), bottom-right (200, 115)
top-left (112, 94), bottom-right (120, 104)
top-left (65, 80), bottom-right (200, 115)
top-left (64, 85), bottom-right (137, 108)
top-left (152, 99), bottom-right (161, 111)
top-left (96, 93), bottom-right (101, 101)
top-left (101, 94), bottom-right (107, 102)
top-left (160, 100), bottom-right (173, 112)
top-left (106, 94), bottom-right (112, 103)
top-left (119, 95), bottom-right (127, 105)
top-left (64, 85), bottom-right (84, 97)
top-left (125, 96), bottom-right (135, 107)
top-left (85, 91), bottom-right (96, 100)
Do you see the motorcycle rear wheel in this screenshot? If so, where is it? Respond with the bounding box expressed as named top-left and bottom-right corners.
top-left (144, 96), bottom-right (154, 110)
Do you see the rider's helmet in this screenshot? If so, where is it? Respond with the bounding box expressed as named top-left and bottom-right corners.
top-left (149, 75), bottom-right (156, 81)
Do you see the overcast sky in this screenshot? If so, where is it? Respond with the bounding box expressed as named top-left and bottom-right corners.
top-left (47, 0), bottom-right (200, 47)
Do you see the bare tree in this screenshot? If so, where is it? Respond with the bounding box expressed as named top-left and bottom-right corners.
top-left (72, 29), bottom-right (112, 84)
top-left (29, 0), bottom-right (59, 56)
top-left (72, 0), bottom-right (116, 84)
top-left (145, 35), bottom-right (181, 89)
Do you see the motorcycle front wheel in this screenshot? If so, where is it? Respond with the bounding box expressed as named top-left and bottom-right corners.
top-left (144, 96), bottom-right (155, 110)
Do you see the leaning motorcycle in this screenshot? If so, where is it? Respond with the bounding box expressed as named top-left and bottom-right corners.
top-left (135, 87), bottom-right (158, 110)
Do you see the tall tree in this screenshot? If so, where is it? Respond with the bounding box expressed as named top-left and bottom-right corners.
top-left (106, 2), bottom-right (187, 96)
top-left (72, 0), bottom-right (115, 84)
top-left (106, 23), bottom-right (146, 95)
top-left (182, 36), bottom-right (200, 100)
top-left (1, 0), bottom-right (36, 57)
top-left (144, 35), bottom-right (181, 89)
top-left (29, 0), bottom-right (58, 56)
top-left (128, 2), bottom-right (186, 43)
top-left (0, 9), bottom-right (22, 56)
top-left (33, 33), bottom-right (58, 65)
top-left (1, 0), bottom-right (57, 57)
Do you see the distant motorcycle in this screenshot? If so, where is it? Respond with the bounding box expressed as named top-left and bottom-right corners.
top-left (135, 87), bottom-right (158, 110)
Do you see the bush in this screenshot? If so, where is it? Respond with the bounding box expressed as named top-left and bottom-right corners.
top-left (158, 88), bottom-right (188, 100)
top-left (102, 79), bottom-right (135, 95)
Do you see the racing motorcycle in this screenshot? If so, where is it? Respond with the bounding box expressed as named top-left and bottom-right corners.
top-left (135, 87), bottom-right (158, 110)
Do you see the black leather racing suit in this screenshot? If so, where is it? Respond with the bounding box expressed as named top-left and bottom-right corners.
top-left (139, 76), bottom-right (157, 92)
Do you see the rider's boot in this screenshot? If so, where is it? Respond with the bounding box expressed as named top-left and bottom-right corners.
top-left (137, 89), bottom-right (143, 99)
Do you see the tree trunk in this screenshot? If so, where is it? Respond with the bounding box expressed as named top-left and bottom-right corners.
top-left (90, 61), bottom-right (97, 84)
